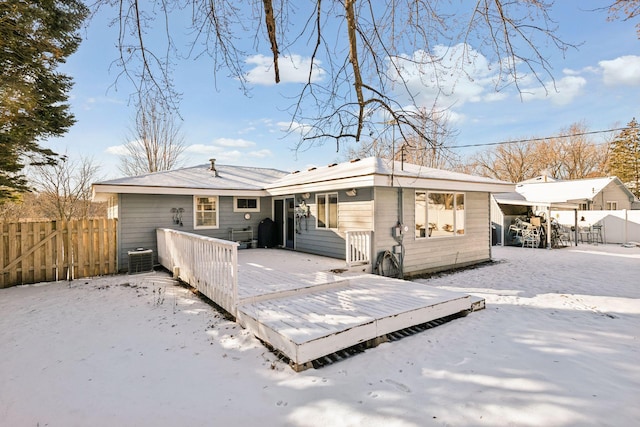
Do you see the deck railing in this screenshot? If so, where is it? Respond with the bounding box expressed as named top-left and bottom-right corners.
top-left (156, 228), bottom-right (239, 316)
top-left (345, 230), bottom-right (372, 267)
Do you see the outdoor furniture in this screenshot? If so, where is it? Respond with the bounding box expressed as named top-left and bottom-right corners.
top-left (589, 224), bottom-right (604, 245)
top-left (509, 218), bottom-right (525, 240)
top-left (522, 224), bottom-right (540, 248)
top-left (579, 226), bottom-right (591, 243)
top-left (550, 220), bottom-right (570, 248)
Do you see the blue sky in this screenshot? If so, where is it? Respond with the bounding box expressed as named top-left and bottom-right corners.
top-left (48, 2), bottom-right (639, 179)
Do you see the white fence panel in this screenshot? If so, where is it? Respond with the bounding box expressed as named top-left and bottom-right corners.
top-left (345, 230), bottom-right (372, 267)
top-left (156, 228), bottom-right (239, 316)
top-left (553, 210), bottom-right (640, 244)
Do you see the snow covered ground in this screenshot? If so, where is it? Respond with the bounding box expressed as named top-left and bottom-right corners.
top-left (1, 244), bottom-right (639, 426)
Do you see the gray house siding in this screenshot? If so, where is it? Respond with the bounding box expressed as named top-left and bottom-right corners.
top-left (294, 188), bottom-right (374, 259)
top-left (401, 190), bottom-right (491, 276)
top-left (117, 193), bottom-right (272, 271)
top-left (588, 182), bottom-right (633, 210)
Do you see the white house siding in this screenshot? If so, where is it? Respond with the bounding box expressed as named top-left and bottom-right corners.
top-left (117, 193), bottom-right (272, 271)
top-left (294, 188), bottom-right (374, 259)
top-left (402, 190), bottom-right (491, 276)
top-left (373, 187), bottom-right (401, 256)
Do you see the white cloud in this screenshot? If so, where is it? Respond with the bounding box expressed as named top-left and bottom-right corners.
top-left (563, 66), bottom-right (599, 76)
top-left (387, 44), bottom-right (504, 110)
top-left (212, 138), bottom-right (256, 148)
top-left (237, 126), bottom-right (256, 135)
top-left (599, 55), bottom-right (640, 86)
top-left (184, 144), bottom-right (221, 155)
top-left (277, 121), bottom-right (313, 135)
top-left (245, 54), bottom-right (326, 85)
top-left (183, 144), bottom-right (244, 163)
top-left (105, 144), bottom-right (129, 156)
top-left (483, 92), bottom-right (509, 102)
top-left (521, 75), bottom-right (587, 106)
top-left (248, 149), bottom-right (272, 158)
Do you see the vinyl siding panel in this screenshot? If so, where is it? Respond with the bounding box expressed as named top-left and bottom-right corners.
top-left (591, 182), bottom-right (633, 210)
top-left (402, 191), bottom-right (491, 276)
top-left (295, 188), bottom-right (374, 259)
top-left (373, 187), bottom-right (400, 255)
top-left (118, 193), bottom-right (272, 271)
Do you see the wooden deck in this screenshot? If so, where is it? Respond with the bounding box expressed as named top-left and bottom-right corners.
top-left (234, 249), bottom-right (482, 370)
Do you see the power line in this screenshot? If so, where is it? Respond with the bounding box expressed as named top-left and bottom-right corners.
top-left (454, 127), bottom-right (629, 149)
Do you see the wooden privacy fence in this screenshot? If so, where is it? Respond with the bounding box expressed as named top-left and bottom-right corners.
top-left (0, 219), bottom-right (117, 288)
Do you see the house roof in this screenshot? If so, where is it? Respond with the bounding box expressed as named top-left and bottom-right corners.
top-left (92, 163), bottom-right (289, 200)
top-left (515, 176), bottom-right (635, 204)
top-left (267, 157), bottom-right (514, 194)
top-left (493, 191), bottom-right (578, 210)
top-left (93, 156), bottom-right (514, 200)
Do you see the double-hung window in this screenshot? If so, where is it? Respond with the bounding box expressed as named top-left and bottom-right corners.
top-left (316, 193), bottom-right (338, 229)
top-left (194, 196), bottom-right (219, 229)
top-left (415, 191), bottom-right (465, 238)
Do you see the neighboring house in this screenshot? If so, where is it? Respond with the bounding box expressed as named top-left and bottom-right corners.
top-left (491, 175), bottom-right (640, 246)
top-left (93, 157), bottom-right (513, 275)
top-left (516, 176), bottom-right (638, 211)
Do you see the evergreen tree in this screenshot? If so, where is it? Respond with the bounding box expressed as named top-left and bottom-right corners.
top-left (609, 118), bottom-right (640, 198)
top-left (0, 0), bottom-right (88, 202)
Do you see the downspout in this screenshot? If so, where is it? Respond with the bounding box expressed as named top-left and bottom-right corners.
top-left (397, 186), bottom-right (404, 279)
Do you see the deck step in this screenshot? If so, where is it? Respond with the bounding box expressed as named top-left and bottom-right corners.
top-left (236, 274), bottom-right (475, 370)
top-left (273, 310), bottom-right (468, 371)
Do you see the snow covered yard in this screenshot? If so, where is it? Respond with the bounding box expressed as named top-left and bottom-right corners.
top-left (1, 245), bottom-right (639, 426)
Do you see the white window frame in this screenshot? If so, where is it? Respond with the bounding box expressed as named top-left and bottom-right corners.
top-left (194, 196), bottom-right (219, 229)
top-left (233, 196), bottom-right (260, 212)
top-left (415, 191), bottom-right (465, 239)
top-left (606, 201), bottom-right (617, 210)
top-left (316, 192), bottom-right (338, 230)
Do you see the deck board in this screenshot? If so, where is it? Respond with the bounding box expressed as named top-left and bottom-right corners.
top-left (231, 249), bottom-right (479, 368)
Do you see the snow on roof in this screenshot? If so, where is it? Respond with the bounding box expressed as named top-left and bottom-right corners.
top-left (95, 163), bottom-right (289, 191)
top-left (515, 176), bottom-right (619, 203)
top-left (93, 157), bottom-right (513, 196)
top-left (268, 157), bottom-right (512, 189)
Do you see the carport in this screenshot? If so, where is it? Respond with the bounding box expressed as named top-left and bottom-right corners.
top-left (491, 192), bottom-right (579, 248)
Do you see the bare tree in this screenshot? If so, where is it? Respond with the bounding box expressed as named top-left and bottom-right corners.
top-left (27, 154), bottom-right (105, 220)
top-left (607, 0), bottom-right (640, 37)
top-left (469, 140), bottom-right (539, 183)
top-left (345, 106), bottom-right (460, 170)
top-left (467, 122), bottom-right (609, 182)
top-left (94, 1), bottom-right (574, 154)
top-left (120, 97), bottom-right (186, 176)
top-left (539, 122), bottom-right (608, 179)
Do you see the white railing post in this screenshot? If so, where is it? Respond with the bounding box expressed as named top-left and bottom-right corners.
top-left (156, 228), bottom-right (239, 317)
top-left (345, 230), bottom-right (372, 267)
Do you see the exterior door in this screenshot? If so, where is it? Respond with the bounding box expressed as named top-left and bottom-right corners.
top-left (273, 198), bottom-right (295, 249)
top-left (285, 197), bottom-right (295, 249)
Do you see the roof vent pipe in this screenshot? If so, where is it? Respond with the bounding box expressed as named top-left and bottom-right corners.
top-left (209, 158), bottom-right (219, 177)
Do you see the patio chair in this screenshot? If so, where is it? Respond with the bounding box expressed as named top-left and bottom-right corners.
top-left (589, 224), bottom-right (604, 245)
top-left (579, 226), bottom-right (591, 244)
top-left (521, 225), bottom-right (540, 248)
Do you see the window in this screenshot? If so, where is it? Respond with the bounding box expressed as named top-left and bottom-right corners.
top-left (316, 193), bottom-right (338, 229)
top-left (194, 196), bottom-right (219, 229)
top-left (579, 203), bottom-right (589, 210)
top-left (233, 197), bottom-right (260, 212)
top-left (415, 191), bottom-right (465, 238)
top-left (606, 201), bottom-right (617, 210)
